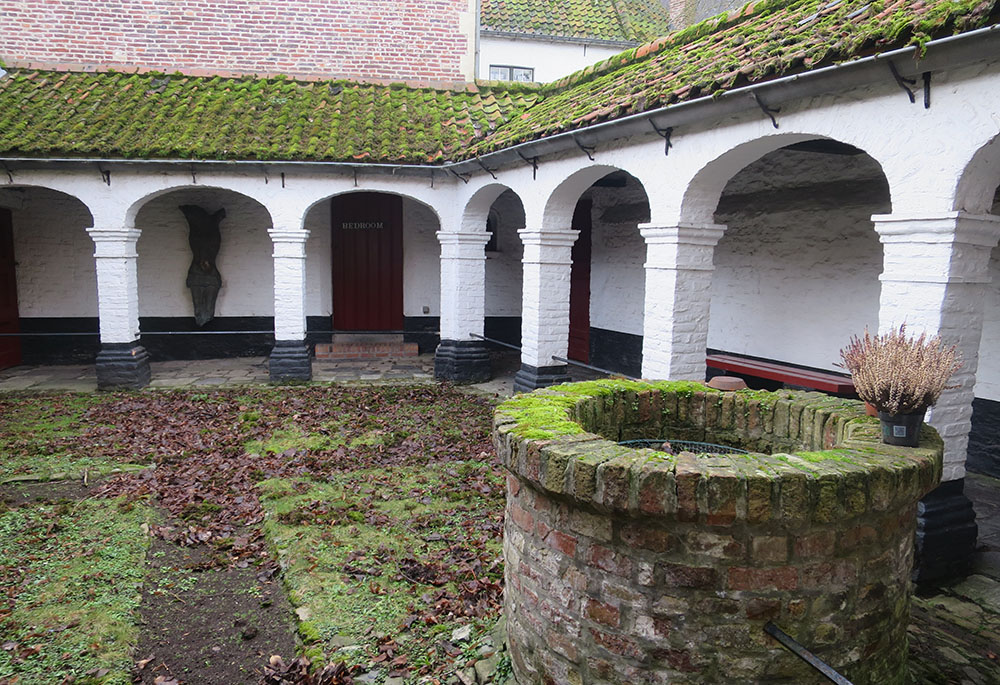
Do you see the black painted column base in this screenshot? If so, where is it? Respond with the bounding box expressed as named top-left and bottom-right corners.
top-left (434, 340), bottom-right (491, 384)
top-left (95, 342), bottom-right (151, 390)
top-left (914, 478), bottom-right (978, 585)
top-left (513, 363), bottom-right (573, 394)
top-left (269, 340), bottom-right (312, 382)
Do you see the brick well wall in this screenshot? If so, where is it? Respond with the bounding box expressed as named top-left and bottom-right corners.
top-left (1, 0), bottom-right (476, 83)
top-left (494, 381), bottom-right (943, 684)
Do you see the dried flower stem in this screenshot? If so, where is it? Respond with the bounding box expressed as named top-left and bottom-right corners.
top-left (839, 324), bottom-right (961, 415)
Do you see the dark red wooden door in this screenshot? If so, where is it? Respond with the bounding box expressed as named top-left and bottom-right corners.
top-left (331, 193), bottom-right (404, 331)
top-left (0, 208), bottom-right (21, 369)
top-left (568, 198), bottom-right (592, 363)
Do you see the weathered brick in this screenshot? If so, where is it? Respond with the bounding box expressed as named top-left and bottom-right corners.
top-left (745, 598), bottom-right (781, 620)
top-left (566, 509), bottom-right (613, 542)
top-left (619, 524), bottom-right (675, 553)
top-left (728, 566), bottom-right (798, 591)
top-left (793, 530), bottom-right (836, 558)
top-left (588, 544), bottom-right (633, 578)
top-left (591, 628), bottom-right (645, 661)
top-left (660, 563), bottom-right (719, 589)
top-left (751, 535), bottom-right (788, 563)
top-left (545, 529), bottom-right (578, 557)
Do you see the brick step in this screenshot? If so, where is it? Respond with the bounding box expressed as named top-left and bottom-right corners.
top-left (314, 342), bottom-right (419, 360)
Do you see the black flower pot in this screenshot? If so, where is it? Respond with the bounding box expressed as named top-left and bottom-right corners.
top-left (878, 409), bottom-right (925, 447)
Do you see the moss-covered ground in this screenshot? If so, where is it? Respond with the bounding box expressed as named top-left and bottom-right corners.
top-left (0, 494), bottom-right (151, 684)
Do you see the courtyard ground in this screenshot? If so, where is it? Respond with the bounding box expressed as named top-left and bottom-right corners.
top-left (0, 355), bottom-right (998, 684)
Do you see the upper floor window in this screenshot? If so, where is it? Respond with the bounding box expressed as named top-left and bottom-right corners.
top-left (489, 65), bottom-right (534, 82)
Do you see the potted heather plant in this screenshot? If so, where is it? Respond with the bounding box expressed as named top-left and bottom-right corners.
top-left (839, 325), bottom-right (962, 447)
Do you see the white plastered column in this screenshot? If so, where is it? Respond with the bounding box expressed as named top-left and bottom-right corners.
top-left (267, 228), bottom-right (312, 381)
top-left (438, 230), bottom-right (490, 341)
top-left (87, 227), bottom-right (142, 344)
top-left (515, 228), bottom-right (578, 390)
top-left (874, 212), bottom-right (1000, 481)
top-left (640, 223), bottom-right (726, 381)
top-left (434, 229), bottom-right (493, 383)
top-left (268, 228), bottom-right (310, 341)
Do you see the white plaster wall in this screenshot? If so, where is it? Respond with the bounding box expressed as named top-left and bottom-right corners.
top-left (402, 197), bottom-right (441, 317)
top-left (304, 200), bottom-right (332, 316)
top-left (485, 190), bottom-right (524, 316)
top-left (708, 148), bottom-right (889, 371)
top-left (135, 189), bottom-right (273, 317)
top-left (586, 178), bottom-right (648, 335)
top-left (974, 189), bottom-right (1000, 400)
top-left (479, 36), bottom-right (628, 83)
top-left (1, 186), bottom-right (97, 317)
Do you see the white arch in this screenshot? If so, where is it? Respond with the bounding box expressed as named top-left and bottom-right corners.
top-left (0, 182), bottom-right (96, 225)
top-left (954, 132), bottom-right (1000, 214)
top-left (460, 182), bottom-right (521, 232)
top-left (679, 132), bottom-right (890, 225)
top-left (125, 184), bottom-right (274, 228)
top-left (542, 164), bottom-right (648, 230)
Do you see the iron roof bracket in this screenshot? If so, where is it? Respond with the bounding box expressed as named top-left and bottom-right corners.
top-left (888, 61), bottom-right (917, 103)
top-left (97, 164), bottom-right (111, 186)
top-left (750, 92), bottom-right (780, 129)
top-left (923, 71), bottom-right (932, 109)
top-left (2, 162), bottom-right (12, 183)
top-left (280, 172), bottom-right (286, 188)
top-left (572, 136), bottom-right (596, 161)
top-left (189, 165), bottom-right (197, 184)
top-left (516, 151), bottom-right (539, 180)
top-left (475, 156), bottom-right (498, 180)
top-left (447, 168), bottom-right (470, 184)
top-left (650, 121), bottom-right (674, 155)
top-left (263, 166), bottom-right (270, 184)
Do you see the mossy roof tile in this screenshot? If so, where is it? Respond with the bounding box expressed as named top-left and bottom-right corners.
top-left (481, 0), bottom-right (672, 42)
top-left (0, 70), bottom-right (540, 163)
top-left (0, 0), bottom-right (996, 164)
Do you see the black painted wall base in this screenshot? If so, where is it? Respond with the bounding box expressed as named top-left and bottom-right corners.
top-left (914, 478), bottom-right (978, 585)
top-left (513, 363), bottom-right (572, 394)
top-left (434, 340), bottom-right (491, 384)
top-left (269, 340), bottom-right (312, 382)
top-left (95, 342), bottom-right (151, 390)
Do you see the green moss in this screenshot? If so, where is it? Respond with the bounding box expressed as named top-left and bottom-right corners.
top-left (0, 498), bottom-right (151, 684)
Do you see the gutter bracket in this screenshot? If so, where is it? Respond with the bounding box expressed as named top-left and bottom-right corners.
top-left (475, 156), bottom-right (498, 180)
top-left (263, 166), bottom-right (269, 184)
top-left (750, 92), bottom-right (780, 129)
top-left (2, 162), bottom-right (13, 183)
top-left (888, 61), bottom-right (917, 104)
top-left (97, 164), bottom-right (111, 186)
top-left (281, 172), bottom-right (286, 189)
top-left (190, 165), bottom-right (198, 184)
top-left (650, 121), bottom-right (674, 155)
top-left (922, 71), bottom-right (932, 109)
top-left (354, 167), bottom-right (359, 187)
top-left (448, 168), bottom-right (471, 184)
top-left (572, 136), bottom-right (596, 161)
top-left (516, 151), bottom-right (539, 180)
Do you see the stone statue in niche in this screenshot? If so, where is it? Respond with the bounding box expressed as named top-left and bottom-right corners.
top-left (179, 205), bottom-right (225, 326)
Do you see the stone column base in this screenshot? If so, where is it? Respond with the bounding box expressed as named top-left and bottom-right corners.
top-left (95, 342), bottom-right (151, 390)
top-left (434, 340), bottom-right (491, 384)
top-left (914, 478), bottom-right (978, 584)
top-left (269, 340), bottom-right (312, 382)
top-left (513, 363), bottom-right (572, 394)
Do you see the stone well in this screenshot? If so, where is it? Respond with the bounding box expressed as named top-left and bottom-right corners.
top-left (493, 380), bottom-right (942, 685)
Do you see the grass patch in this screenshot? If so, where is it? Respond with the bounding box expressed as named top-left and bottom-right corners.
top-left (0, 497), bottom-right (151, 684)
top-left (259, 460), bottom-right (505, 678)
top-left (0, 394), bottom-right (147, 481)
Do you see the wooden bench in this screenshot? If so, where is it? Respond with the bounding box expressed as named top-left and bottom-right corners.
top-left (706, 353), bottom-right (856, 395)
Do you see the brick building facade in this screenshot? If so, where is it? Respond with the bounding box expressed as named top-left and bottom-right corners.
top-left (0, 0), bottom-right (478, 83)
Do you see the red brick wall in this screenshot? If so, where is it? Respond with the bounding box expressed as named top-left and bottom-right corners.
top-left (0, 0), bottom-right (475, 83)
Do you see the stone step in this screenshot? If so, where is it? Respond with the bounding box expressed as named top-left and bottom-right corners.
top-left (314, 341), bottom-right (419, 360)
